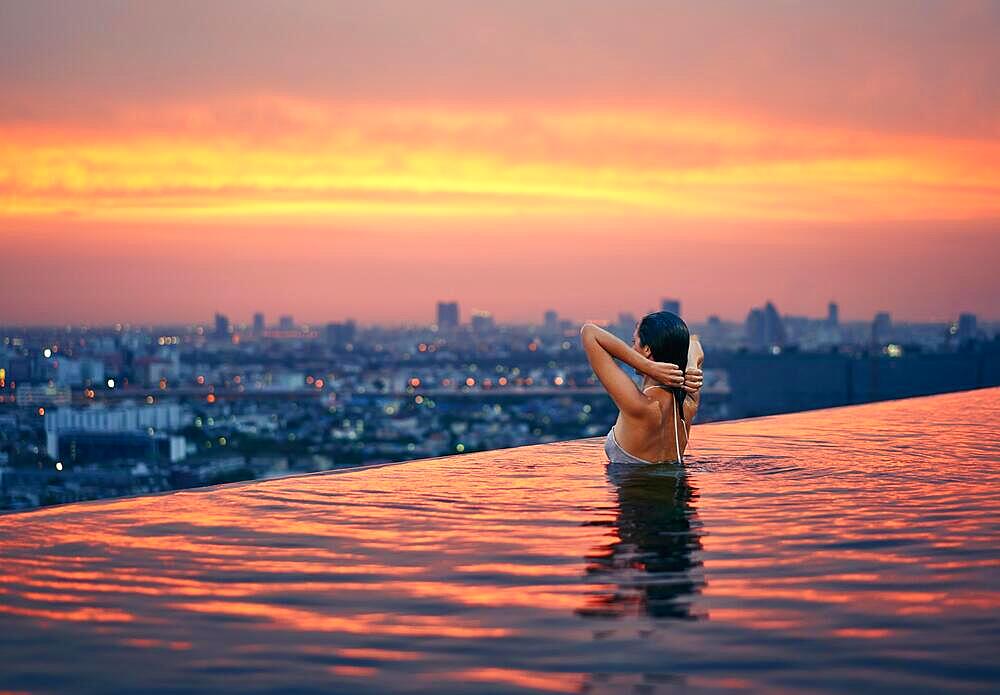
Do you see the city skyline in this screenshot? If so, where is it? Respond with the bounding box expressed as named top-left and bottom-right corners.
top-left (2, 2), bottom-right (999, 324)
top-left (1, 297), bottom-right (992, 330)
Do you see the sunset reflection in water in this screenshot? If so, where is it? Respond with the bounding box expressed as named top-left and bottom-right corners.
top-left (1, 388), bottom-right (998, 693)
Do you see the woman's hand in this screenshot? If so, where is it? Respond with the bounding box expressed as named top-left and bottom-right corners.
top-left (644, 359), bottom-right (685, 387)
top-left (683, 367), bottom-right (704, 395)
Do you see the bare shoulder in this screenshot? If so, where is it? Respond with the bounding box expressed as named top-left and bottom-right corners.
top-left (632, 391), bottom-right (669, 423)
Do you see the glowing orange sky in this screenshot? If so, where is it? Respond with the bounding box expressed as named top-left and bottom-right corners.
top-left (1, 1), bottom-right (998, 324)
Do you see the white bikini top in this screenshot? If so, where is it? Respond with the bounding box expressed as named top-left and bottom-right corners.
top-left (642, 384), bottom-right (684, 465)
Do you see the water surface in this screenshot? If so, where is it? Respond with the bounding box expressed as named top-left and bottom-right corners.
top-left (1, 388), bottom-right (998, 693)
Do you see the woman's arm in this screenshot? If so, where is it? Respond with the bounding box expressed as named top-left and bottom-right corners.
top-left (683, 336), bottom-right (705, 426)
top-left (684, 336), bottom-right (704, 395)
top-left (580, 323), bottom-right (683, 417)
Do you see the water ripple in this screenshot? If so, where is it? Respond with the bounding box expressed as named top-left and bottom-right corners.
top-left (0, 389), bottom-right (998, 693)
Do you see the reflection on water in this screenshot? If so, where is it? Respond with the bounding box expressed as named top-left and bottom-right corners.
top-left (580, 463), bottom-right (703, 620)
top-left (0, 388), bottom-right (998, 693)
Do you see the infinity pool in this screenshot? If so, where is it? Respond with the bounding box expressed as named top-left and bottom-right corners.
top-left (1, 388), bottom-right (998, 693)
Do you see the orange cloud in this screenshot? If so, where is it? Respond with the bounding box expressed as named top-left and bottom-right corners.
top-left (3, 95), bottom-right (998, 225)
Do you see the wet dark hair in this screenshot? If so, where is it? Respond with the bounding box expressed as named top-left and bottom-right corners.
top-left (637, 311), bottom-right (690, 422)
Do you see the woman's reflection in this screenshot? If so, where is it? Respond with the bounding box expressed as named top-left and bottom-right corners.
top-left (578, 462), bottom-right (705, 620)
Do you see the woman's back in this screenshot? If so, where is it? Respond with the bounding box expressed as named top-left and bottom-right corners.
top-left (607, 385), bottom-right (688, 464)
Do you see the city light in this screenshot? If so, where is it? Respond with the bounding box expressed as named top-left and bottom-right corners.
top-left (55, 462), bottom-right (63, 471)
top-left (107, 378), bottom-right (116, 388)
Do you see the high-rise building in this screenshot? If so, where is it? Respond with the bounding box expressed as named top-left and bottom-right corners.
top-left (278, 315), bottom-right (295, 331)
top-left (470, 310), bottom-right (495, 333)
top-left (214, 313), bottom-right (230, 338)
top-left (872, 312), bottom-right (892, 345)
top-left (958, 313), bottom-right (978, 343)
top-left (746, 301), bottom-right (785, 350)
top-left (325, 320), bottom-right (357, 347)
top-left (827, 302), bottom-right (839, 327)
top-left (763, 302), bottom-right (786, 347)
top-left (745, 308), bottom-right (765, 349)
top-left (615, 312), bottom-right (637, 341)
top-left (544, 310), bottom-right (559, 332)
top-left (703, 314), bottom-right (723, 342)
top-left (661, 298), bottom-right (681, 316)
top-left (437, 301), bottom-right (460, 329)
top-left (253, 312), bottom-right (265, 335)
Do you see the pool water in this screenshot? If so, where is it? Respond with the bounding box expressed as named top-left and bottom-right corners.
top-left (1, 388), bottom-right (998, 693)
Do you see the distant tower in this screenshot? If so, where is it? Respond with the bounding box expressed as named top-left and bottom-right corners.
top-left (872, 312), bottom-right (892, 345)
top-left (278, 315), bottom-right (295, 331)
top-left (746, 302), bottom-right (785, 350)
top-left (470, 310), bottom-right (495, 333)
top-left (253, 312), bottom-right (265, 335)
top-left (661, 298), bottom-right (681, 316)
top-left (762, 301), bottom-right (786, 347)
top-left (214, 313), bottom-right (230, 338)
top-left (543, 310), bottom-right (559, 332)
top-left (326, 320), bottom-right (357, 347)
top-left (436, 301), bottom-right (460, 329)
top-left (957, 313), bottom-right (978, 343)
top-left (745, 308), bottom-right (765, 350)
top-left (615, 312), bottom-right (637, 341)
top-left (827, 302), bottom-right (839, 327)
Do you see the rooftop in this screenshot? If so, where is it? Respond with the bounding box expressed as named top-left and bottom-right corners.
top-left (1, 388), bottom-right (998, 693)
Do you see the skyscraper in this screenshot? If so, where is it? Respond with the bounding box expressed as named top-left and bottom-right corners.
top-left (958, 313), bottom-right (978, 343)
top-left (872, 312), bottom-right (892, 345)
top-left (214, 313), bottom-right (230, 339)
top-left (544, 310), bottom-right (559, 332)
top-left (746, 301), bottom-right (786, 350)
top-left (762, 302), bottom-right (786, 347)
top-left (616, 312), bottom-right (637, 341)
top-left (436, 301), bottom-right (460, 329)
top-left (278, 315), bottom-right (295, 331)
top-left (253, 312), bottom-right (265, 335)
top-left (470, 310), bottom-right (495, 333)
top-left (326, 320), bottom-right (356, 347)
top-left (827, 302), bottom-right (839, 327)
top-left (745, 308), bottom-right (765, 349)
top-left (661, 298), bottom-right (681, 316)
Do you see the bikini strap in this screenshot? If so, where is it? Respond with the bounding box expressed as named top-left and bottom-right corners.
top-left (673, 394), bottom-right (683, 466)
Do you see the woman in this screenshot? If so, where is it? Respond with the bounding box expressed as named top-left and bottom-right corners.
top-left (581, 312), bottom-right (704, 465)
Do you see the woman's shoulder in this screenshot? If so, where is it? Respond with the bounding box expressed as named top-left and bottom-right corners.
top-left (640, 384), bottom-right (682, 411)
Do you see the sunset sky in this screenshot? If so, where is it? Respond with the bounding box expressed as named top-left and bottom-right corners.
top-left (1, 0), bottom-right (998, 325)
